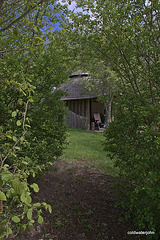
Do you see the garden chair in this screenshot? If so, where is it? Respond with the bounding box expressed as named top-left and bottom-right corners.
top-left (93, 113), bottom-right (105, 130)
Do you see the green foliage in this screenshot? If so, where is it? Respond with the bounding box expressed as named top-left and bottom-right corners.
top-left (65, 0), bottom-right (160, 237)
top-left (104, 89), bottom-right (160, 237)
top-left (0, 0), bottom-right (69, 238)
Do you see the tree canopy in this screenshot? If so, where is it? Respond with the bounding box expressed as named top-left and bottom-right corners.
top-left (63, 0), bottom-right (160, 236)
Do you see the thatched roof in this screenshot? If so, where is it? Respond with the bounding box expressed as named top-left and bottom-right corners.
top-left (60, 72), bottom-right (98, 101)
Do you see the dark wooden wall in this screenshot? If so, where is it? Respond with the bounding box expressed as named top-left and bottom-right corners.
top-left (65, 99), bottom-right (91, 130)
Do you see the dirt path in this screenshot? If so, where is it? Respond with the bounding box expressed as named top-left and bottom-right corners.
top-left (15, 159), bottom-right (146, 240)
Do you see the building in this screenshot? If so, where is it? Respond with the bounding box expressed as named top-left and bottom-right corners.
top-left (60, 71), bottom-right (105, 130)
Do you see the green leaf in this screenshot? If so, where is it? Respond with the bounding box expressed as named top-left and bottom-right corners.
top-left (12, 111), bottom-right (17, 117)
top-left (49, 26), bottom-right (53, 30)
top-left (20, 192), bottom-right (26, 203)
top-left (13, 136), bottom-right (17, 142)
top-left (0, 191), bottom-right (6, 201)
top-left (12, 179), bottom-right (26, 195)
top-left (34, 37), bottom-right (44, 43)
top-left (38, 215), bottom-right (44, 224)
top-left (16, 120), bottom-right (21, 126)
top-left (6, 134), bottom-right (12, 139)
top-left (48, 205), bottom-right (52, 214)
top-left (1, 172), bottom-right (13, 181)
top-left (21, 161), bottom-right (28, 165)
top-left (30, 183), bottom-right (39, 193)
top-left (27, 209), bottom-right (32, 220)
top-left (26, 194), bottom-right (32, 205)
top-left (3, 164), bottom-right (9, 169)
top-left (33, 26), bottom-right (39, 32)
top-left (42, 202), bottom-right (47, 210)
top-left (8, 227), bottom-right (12, 234)
top-left (28, 222), bottom-right (33, 230)
top-left (12, 216), bottom-right (20, 223)
top-left (24, 124), bottom-right (31, 128)
top-left (6, 188), bottom-right (15, 198)
top-left (18, 99), bottom-right (23, 105)
top-left (22, 224), bottom-right (27, 231)
top-left (20, 193), bottom-right (32, 205)
top-left (33, 203), bottom-right (41, 207)
top-left (28, 98), bottom-right (34, 103)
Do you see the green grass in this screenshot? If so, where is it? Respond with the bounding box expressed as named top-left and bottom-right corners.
top-left (61, 128), bottom-right (118, 176)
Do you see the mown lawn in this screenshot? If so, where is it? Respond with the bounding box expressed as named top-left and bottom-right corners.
top-left (61, 128), bottom-right (118, 176)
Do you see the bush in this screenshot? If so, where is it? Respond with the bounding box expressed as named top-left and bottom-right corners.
top-left (104, 89), bottom-right (160, 238)
top-left (0, 46), bottom-right (67, 238)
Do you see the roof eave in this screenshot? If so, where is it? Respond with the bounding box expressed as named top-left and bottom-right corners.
top-left (61, 96), bottom-right (97, 101)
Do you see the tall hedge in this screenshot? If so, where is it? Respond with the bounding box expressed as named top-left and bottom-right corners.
top-left (104, 87), bottom-right (160, 238)
top-left (0, 0), bottom-right (68, 238)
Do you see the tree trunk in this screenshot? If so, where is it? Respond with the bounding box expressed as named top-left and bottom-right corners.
top-left (105, 100), bottom-right (112, 128)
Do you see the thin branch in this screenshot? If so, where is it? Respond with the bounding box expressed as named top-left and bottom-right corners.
top-left (0, 41), bottom-right (48, 54)
top-left (0, 87), bottom-right (31, 169)
top-left (0, 0), bottom-right (21, 13)
top-left (23, 89), bottom-right (30, 132)
top-left (96, 46), bottom-right (145, 104)
top-left (127, 36), bottom-right (159, 69)
top-left (0, 3), bottom-right (26, 26)
top-left (0, 0), bottom-right (44, 33)
top-left (0, 9), bottom-right (32, 33)
top-left (0, 15), bottom-right (13, 27)
top-left (0, 132), bottom-right (26, 170)
top-left (120, 48), bottom-right (143, 97)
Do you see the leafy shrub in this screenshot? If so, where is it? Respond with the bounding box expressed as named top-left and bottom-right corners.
top-left (0, 45), bottom-right (67, 239)
top-left (104, 89), bottom-right (160, 239)
top-left (0, 0), bottom-right (69, 237)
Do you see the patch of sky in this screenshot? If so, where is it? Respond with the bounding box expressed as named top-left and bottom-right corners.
top-left (145, 0), bottom-right (152, 6)
top-left (59, 0), bottom-right (87, 13)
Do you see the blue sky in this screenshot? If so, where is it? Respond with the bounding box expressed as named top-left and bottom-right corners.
top-left (59, 0), bottom-right (84, 13)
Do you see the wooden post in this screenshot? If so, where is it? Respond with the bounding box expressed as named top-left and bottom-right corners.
top-left (70, 100), bottom-right (73, 112)
top-left (86, 99), bottom-right (90, 130)
top-left (75, 100), bottom-right (77, 115)
top-left (82, 99), bottom-right (85, 117)
top-left (71, 101), bottom-right (74, 128)
top-left (68, 100), bottom-right (71, 110)
top-left (79, 100), bottom-right (81, 128)
top-left (78, 100), bottom-right (81, 116)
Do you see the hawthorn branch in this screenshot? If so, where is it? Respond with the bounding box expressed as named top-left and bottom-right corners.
top-left (0, 132), bottom-right (26, 170)
top-left (23, 88), bottom-right (31, 132)
top-left (0, 89), bottom-right (31, 170)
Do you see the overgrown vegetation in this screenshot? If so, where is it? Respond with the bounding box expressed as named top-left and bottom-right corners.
top-left (104, 88), bottom-right (160, 238)
top-left (1, 0), bottom-right (160, 239)
top-left (0, 1), bottom-right (68, 238)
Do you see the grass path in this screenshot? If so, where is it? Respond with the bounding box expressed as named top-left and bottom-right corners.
top-left (61, 129), bottom-right (118, 176)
